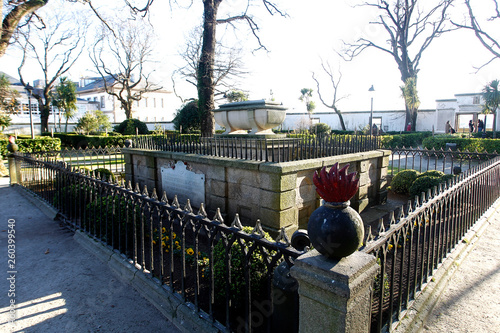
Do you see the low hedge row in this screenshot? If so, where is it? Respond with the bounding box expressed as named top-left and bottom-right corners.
top-left (44, 133), bottom-right (137, 149)
top-left (380, 132), bottom-right (432, 148)
top-left (0, 137), bottom-right (61, 159)
top-left (422, 134), bottom-right (500, 153)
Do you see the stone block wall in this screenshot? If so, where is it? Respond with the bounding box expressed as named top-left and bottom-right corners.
top-left (123, 149), bottom-right (390, 236)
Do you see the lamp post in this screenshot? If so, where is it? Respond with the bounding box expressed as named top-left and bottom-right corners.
top-left (25, 84), bottom-right (35, 139)
top-left (368, 85), bottom-right (375, 137)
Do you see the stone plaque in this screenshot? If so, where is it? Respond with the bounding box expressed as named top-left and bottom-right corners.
top-left (161, 161), bottom-right (205, 207)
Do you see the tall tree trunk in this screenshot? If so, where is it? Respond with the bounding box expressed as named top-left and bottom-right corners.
top-left (198, 0), bottom-right (221, 137)
top-left (40, 103), bottom-right (50, 133)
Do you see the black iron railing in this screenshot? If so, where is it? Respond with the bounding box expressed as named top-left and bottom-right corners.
top-left (21, 146), bottom-right (125, 174)
top-left (363, 156), bottom-right (500, 332)
top-left (132, 134), bottom-right (381, 162)
top-left (14, 153), bottom-right (303, 333)
top-left (389, 146), bottom-right (498, 175)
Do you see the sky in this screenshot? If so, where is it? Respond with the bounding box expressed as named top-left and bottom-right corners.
top-left (1, 0), bottom-right (499, 116)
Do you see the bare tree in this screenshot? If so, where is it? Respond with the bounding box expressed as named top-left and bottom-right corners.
top-left (90, 19), bottom-right (161, 120)
top-left (0, 0), bottom-right (49, 58)
top-left (173, 26), bottom-right (248, 103)
top-left (312, 61), bottom-right (348, 130)
top-left (453, 0), bottom-right (500, 70)
top-left (342, 0), bottom-right (455, 130)
top-left (120, 0), bottom-right (287, 137)
top-left (17, 10), bottom-right (86, 132)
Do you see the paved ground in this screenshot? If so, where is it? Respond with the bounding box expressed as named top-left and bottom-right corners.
top-left (0, 177), bottom-right (181, 333)
top-left (422, 208), bottom-right (500, 333)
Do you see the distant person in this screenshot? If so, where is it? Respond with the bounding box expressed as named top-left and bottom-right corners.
top-left (478, 119), bottom-right (484, 133)
top-left (469, 120), bottom-right (474, 134)
top-left (372, 123), bottom-right (378, 136)
top-left (445, 121), bottom-right (451, 134)
top-left (406, 123), bottom-right (411, 131)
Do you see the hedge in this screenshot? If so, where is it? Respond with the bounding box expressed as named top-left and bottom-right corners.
top-left (44, 133), bottom-right (137, 149)
top-left (381, 132), bottom-right (432, 149)
top-left (0, 137), bottom-right (61, 159)
top-left (422, 134), bottom-right (500, 153)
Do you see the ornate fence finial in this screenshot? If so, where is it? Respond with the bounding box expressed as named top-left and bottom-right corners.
top-left (230, 214), bottom-right (243, 230)
top-left (308, 162), bottom-right (364, 259)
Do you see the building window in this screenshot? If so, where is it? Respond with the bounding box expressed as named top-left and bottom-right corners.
top-left (93, 97), bottom-right (97, 102)
top-left (100, 96), bottom-right (105, 109)
top-left (473, 96), bottom-right (480, 104)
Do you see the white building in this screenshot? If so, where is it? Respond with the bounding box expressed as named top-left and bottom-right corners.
top-left (76, 76), bottom-right (175, 124)
top-left (282, 92), bottom-right (498, 134)
top-left (1, 72), bottom-right (97, 135)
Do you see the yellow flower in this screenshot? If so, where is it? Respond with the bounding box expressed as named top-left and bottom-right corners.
top-left (388, 244), bottom-right (394, 251)
top-left (186, 248), bottom-right (194, 256)
top-left (164, 236), bottom-right (169, 241)
top-left (162, 227), bottom-right (166, 233)
top-left (165, 249), bottom-right (169, 253)
top-left (152, 240), bottom-right (157, 245)
top-left (175, 241), bottom-right (179, 246)
top-left (162, 241), bottom-right (166, 248)
top-left (172, 233), bottom-right (176, 239)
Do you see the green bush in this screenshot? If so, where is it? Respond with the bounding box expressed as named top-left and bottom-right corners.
top-left (417, 170), bottom-right (445, 178)
top-left (114, 119), bottom-right (150, 135)
top-left (391, 169), bottom-right (420, 194)
top-left (409, 176), bottom-right (443, 197)
top-left (93, 168), bottom-right (115, 183)
top-left (213, 226), bottom-right (275, 309)
top-left (47, 133), bottom-right (139, 149)
top-left (173, 100), bottom-right (201, 133)
top-left (0, 137), bottom-right (61, 159)
top-left (381, 132), bottom-right (432, 148)
top-left (422, 135), bottom-right (500, 153)
top-left (310, 123), bottom-right (331, 135)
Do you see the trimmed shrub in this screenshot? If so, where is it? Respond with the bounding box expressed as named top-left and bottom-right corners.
top-left (213, 226), bottom-right (275, 309)
top-left (0, 137), bottom-right (61, 159)
top-left (381, 132), bottom-right (432, 148)
top-left (47, 133), bottom-right (139, 149)
top-left (114, 119), bottom-right (149, 135)
top-left (391, 169), bottom-right (420, 194)
top-left (310, 123), bottom-right (331, 135)
top-left (422, 135), bottom-right (500, 153)
top-left (409, 176), bottom-right (442, 197)
top-left (173, 100), bottom-right (201, 133)
top-left (93, 168), bottom-right (115, 183)
top-left (417, 170), bottom-right (445, 178)
top-left (440, 174), bottom-right (455, 183)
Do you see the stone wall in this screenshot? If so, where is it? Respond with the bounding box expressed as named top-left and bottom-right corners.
top-left (123, 149), bottom-right (390, 236)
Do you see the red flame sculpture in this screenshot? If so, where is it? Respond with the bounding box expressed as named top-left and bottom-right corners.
top-left (312, 163), bottom-right (359, 203)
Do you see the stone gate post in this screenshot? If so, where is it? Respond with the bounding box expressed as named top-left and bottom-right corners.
top-left (290, 250), bottom-right (379, 333)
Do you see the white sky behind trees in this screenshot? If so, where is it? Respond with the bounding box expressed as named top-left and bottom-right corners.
top-left (1, 0), bottom-right (499, 116)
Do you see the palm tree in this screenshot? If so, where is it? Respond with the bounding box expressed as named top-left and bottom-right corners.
top-left (51, 77), bottom-right (77, 133)
top-left (400, 77), bottom-right (420, 132)
top-left (482, 80), bottom-right (500, 138)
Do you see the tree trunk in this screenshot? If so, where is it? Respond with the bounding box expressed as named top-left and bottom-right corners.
top-left (40, 103), bottom-right (50, 133)
top-left (198, 0), bottom-right (221, 137)
top-left (0, 1), bottom-right (48, 58)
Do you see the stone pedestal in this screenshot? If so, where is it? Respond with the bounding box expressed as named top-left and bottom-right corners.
top-left (290, 250), bottom-right (379, 333)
